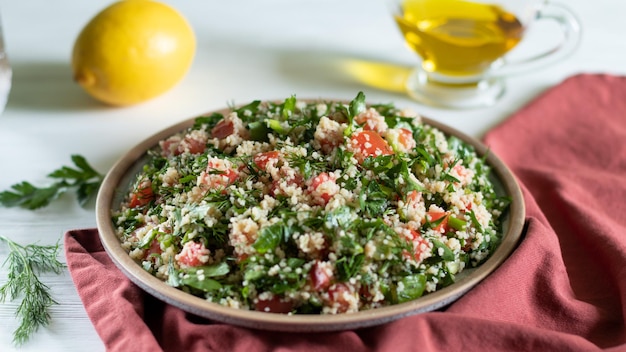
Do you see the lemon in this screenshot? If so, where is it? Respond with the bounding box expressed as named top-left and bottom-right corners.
top-left (72, 0), bottom-right (196, 106)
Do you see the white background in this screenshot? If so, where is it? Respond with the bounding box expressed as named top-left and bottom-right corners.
top-left (0, 0), bottom-right (624, 351)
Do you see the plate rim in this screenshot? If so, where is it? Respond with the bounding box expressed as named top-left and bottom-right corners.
top-left (95, 102), bottom-right (525, 332)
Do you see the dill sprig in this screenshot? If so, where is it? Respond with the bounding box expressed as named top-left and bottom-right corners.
top-left (0, 154), bottom-right (104, 209)
top-left (0, 235), bottom-right (65, 346)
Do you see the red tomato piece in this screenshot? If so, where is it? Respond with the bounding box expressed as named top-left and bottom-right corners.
top-left (203, 159), bottom-right (239, 188)
top-left (255, 296), bottom-right (295, 314)
top-left (450, 163), bottom-right (472, 186)
top-left (160, 137), bottom-right (180, 157)
top-left (129, 180), bottom-right (154, 208)
top-left (211, 119), bottom-right (235, 139)
top-left (309, 172), bottom-right (332, 189)
top-left (402, 229), bottom-right (429, 261)
top-left (310, 260), bottom-right (333, 291)
top-left (326, 283), bottom-right (353, 313)
top-left (354, 109), bottom-right (387, 133)
top-left (144, 239), bottom-right (162, 260)
top-left (407, 190), bottom-right (420, 202)
top-left (270, 173), bottom-right (304, 197)
top-left (223, 169), bottom-right (239, 184)
top-left (177, 135), bottom-right (206, 155)
top-left (318, 137), bottom-right (342, 153)
top-left (307, 172), bottom-right (338, 205)
top-left (162, 133), bottom-right (207, 156)
top-left (349, 130), bottom-right (393, 163)
top-left (426, 211), bottom-right (449, 233)
top-left (452, 164), bottom-right (467, 175)
top-left (253, 151), bottom-right (281, 170)
top-left (176, 241), bottom-right (210, 268)
top-left (408, 229), bottom-right (429, 259)
top-left (397, 128), bottom-right (416, 150)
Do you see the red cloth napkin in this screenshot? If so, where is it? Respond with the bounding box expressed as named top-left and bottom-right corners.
top-left (64, 73), bottom-right (626, 352)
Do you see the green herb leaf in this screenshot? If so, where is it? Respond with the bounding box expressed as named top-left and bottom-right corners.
top-left (266, 119), bottom-right (288, 135)
top-left (361, 154), bottom-right (394, 172)
top-left (179, 262), bottom-right (230, 292)
top-left (336, 253), bottom-right (364, 282)
top-left (193, 113), bottom-right (224, 130)
top-left (234, 100), bottom-right (261, 120)
top-left (137, 229), bottom-right (157, 249)
top-left (359, 180), bottom-right (390, 216)
top-left (253, 223), bottom-right (287, 254)
top-left (0, 236), bottom-right (65, 346)
top-left (350, 91), bottom-right (366, 118)
top-left (0, 155), bottom-right (103, 210)
top-left (0, 182), bottom-right (65, 209)
top-left (166, 262), bottom-right (181, 287)
top-left (447, 215), bottom-right (467, 231)
top-left (282, 95), bottom-right (297, 119)
top-left (197, 262), bottom-right (230, 277)
top-left (432, 239), bottom-right (455, 261)
top-left (248, 120), bottom-right (270, 142)
top-left (344, 91), bottom-right (366, 136)
top-left (468, 209), bottom-right (484, 233)
top-left (180, 276), bottom-right (222, 292)
top-left (324, 206), bottom-right (355, 231)
top-left (394, 274), bottom-right (426, 303)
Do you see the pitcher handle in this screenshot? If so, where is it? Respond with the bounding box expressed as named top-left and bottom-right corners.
top-left (491, 2), bottom-right (581, 77)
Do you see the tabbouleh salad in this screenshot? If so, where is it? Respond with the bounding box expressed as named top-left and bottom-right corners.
top-left (112, 92), bottom-right (510, 314)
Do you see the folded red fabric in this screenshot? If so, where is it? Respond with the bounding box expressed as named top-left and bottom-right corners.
top-left (64, 73), bottom-right (626, 352)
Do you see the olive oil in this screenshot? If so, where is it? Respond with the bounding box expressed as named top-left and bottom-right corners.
top-left (394, 0), bottom-right (524, 76)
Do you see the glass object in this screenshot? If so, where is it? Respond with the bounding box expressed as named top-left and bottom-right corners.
top-left (387, 0), bottom-right (581, 108)
top-left (0, 13), bottom-right (11, 114)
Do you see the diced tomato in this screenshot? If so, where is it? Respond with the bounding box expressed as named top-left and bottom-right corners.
top-left (255, 296), bottom-right (295, 314)
top-left (270, 173), bottom-right (304, 197)
top-left (407, 190), bottom-right (420, 202)
top-left (129, 180), bottom-right (154, 208)
top-left (309, 172), bottom-right (332, 190)
top-left (200, 158), bottom-right (239, 189)
top-left (177, 135), bottom-right (206, 155)
top-left (410, 229), bottom-right (429, 253)
top-left (253, 151), bottom-right (281, 170)
top-left (234, 252), bottom-right (249, 264)
top-left (162, 133), bottom-right (207, 156)
top-left (349, 130), bottom-right (393, 163)
top-left (403, 229), bottom-right (430, 261)
top-left (206, 159), bottom-right (239, 183)
top-left (211, 119), bottom-right (235, 139)
top-left (354, 108), bottom-right (388, 133)
top-left (326, 283), bottom-right (353, 313)
top-left (318, 138), bottom-right (342, 153)
top-left (359, 285), bottom-right (373, 301)
top-left (144, 239), bottom-right (162, 259)
top-left (426, 211), bottom-right (449, 233)
top-left (176, 241), bottom-right (210, 268)
top-left (450, 163), bottom-right (473, 186)
top-left (452, 164), bottom-right (467, 175)
top-left (310, 260), bottom-right (333, 291)
top-left (160, 137), bottom-right (180, 157)
top-left (307, 172), bottom-right (339, 205)
top-left (223, 169), bottom-right (239, 184)
top-left (397, 128), bottom-right (416, 150)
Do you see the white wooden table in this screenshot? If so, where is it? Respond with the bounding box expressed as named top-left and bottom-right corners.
top-left (0, 0), bottom-right (624, 350)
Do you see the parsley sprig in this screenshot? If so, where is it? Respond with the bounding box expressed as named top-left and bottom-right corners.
top-left (0, 235), bottom-right (65, 346)
top-left (0, 155), bottom-right (103, 209)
